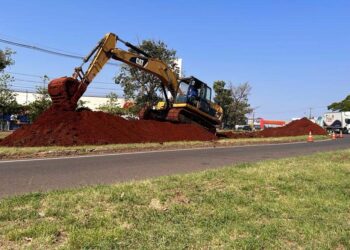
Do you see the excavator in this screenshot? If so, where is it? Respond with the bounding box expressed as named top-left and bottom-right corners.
top-left (48, 33), bottom-right (223, 132)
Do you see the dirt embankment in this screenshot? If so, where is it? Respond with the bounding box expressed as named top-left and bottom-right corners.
top-left (0, 108), bottom-right (216, 147)
top-left (220, 118), bottom-right (327, 139)
top-left (0, 109), bottom-right (327, 147)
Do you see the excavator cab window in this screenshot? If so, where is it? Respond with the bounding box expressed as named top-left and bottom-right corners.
top-left (175, 79), bottom-right (199, 103)
top-left (197, 85), bottom-right (212, 113)
top-left (188, 80), bottom-right (199, 98)
top-left (175, 77), bottom-right (215, 118)
top-left (175, 81), bottom-right (190, 103)
top-left (204, 86), bottom-right (212, 102)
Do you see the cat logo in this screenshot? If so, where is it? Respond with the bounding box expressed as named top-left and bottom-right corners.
top-left (136, 58), bottom-right (144, 66)
top-left (130, 57), bottom-right (148, 67)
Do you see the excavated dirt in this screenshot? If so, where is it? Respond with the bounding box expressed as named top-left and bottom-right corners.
top-left (0, 108), bottom-right (217, 147)
top-left (1, 111), bottom-right (327, 147)
top-left (259, 117), bottom-right (327, 137)
top-left (220, 118), bottom-right (327, 139)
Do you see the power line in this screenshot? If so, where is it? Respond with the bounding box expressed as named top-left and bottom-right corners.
top-left (5, 71), bottom-right (43, 78)
top-left (0, 37), bottom-right (84, 60)
top-left (11, 79), bottom-right (122, 91)
top-left (9, 87), bottom-right (114, 98)
top-left (262, 106), bottom-right (327, 116)
top-left (13, 78), bottom-right (45, 84)
top-left (9, 77), bottom-right (125, 95)
top-left (12, 77), bottom-right (123, 89)
top-left (4, 71), bottom-right (124, 90)
top-left (0, 33), bottom-right (83, 56)
top-left (10, 85), bottom-right (124, 95)
top-left (0, 37), bottom-right (120, 66)
top-left (6, 71), bottom-right (121, 86)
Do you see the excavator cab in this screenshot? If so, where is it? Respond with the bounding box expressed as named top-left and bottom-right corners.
top-left (175, 77), bottom-right (217, 117)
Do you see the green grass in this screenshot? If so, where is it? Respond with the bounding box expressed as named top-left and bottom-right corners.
top-left (0, 135), bottom-right (329, 160)
top-left (1, 149), bottom-right (349, 249)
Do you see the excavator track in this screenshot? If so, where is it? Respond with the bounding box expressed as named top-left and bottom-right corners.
top-left (139, 107), bottom-right (167, 121)
top-left (166, 108), bottom-right (216, 133)
top-left (139, 107), bottom-right (216, 133)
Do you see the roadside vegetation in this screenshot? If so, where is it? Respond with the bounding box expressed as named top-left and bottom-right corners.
top-left (0, 135), bottom-right (329, 159)
top-left (1, 149), bottom-right (349, 249)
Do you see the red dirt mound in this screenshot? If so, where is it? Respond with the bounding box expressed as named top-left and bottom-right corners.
top-left (219, 118), bottom-right (327, 138)
top-left (0, 108), bottom-right (216, 147)
top-left (259, 118), bottom-right (327, 137)
top-left (217, 131), bottom-right (259, 139)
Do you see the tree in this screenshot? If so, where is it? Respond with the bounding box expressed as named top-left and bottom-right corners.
top-left (97, 92), bottom-right (126, 115)
top-left (328, 95), bottom-right (350, 111)
top-left (213, 80), bottom-right (252, 128)
top-left (0, 73), bottom-right (19, 114)
top-left (27, 86), bottom-right (52, 122)
top-left (0, 49), bottom-right (16, 105)
top-left (0, 48), bottom-right (20, 129)
top-left (115, 39), bottom-right (177, 113)
top-left (228, 82), bottom-right (253, 128)
top-left (0, 48), bottom-right (15, 71)
top-left (213, 80), bottom-right (233, 128)
top-left (77, 99), bottom-right (89, 110)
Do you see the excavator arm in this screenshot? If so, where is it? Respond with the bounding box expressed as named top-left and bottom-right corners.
top-left (48, 33), bottom-right (179, 110)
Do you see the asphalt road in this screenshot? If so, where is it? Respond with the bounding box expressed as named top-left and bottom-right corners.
top-left (1, 136), bottom-right (349, 198)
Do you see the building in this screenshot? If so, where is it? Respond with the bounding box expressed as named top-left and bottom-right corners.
top-left (14, 91), bottom-right (126, 111)
top-left (247, 117), bottom-right (286, 130)
top-left (173, 58), bottom-right (183, 78)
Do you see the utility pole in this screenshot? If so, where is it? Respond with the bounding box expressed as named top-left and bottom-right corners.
top-left (41, 75), bottom-right (49, 89)
top-left (309, 107), bottom-right (312, 119)
top-left (250, 106), bottom-right (261, 131)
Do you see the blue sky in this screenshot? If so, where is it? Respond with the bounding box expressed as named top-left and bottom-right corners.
top-left (0, 0), bottom-right (349, 120)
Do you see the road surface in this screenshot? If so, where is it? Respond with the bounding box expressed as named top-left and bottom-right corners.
top-left (0, 136), bottom-right (349, 198)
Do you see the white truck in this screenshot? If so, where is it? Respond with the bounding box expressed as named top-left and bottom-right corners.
top-left (323, 112), bottom-right (350, 134)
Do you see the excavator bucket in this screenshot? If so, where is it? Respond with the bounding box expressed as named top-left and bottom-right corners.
top-left (48, 77), bottom-right (83, 111)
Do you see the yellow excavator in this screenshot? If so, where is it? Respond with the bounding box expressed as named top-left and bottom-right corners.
top-left (48, 33), bottom-right (222, 131)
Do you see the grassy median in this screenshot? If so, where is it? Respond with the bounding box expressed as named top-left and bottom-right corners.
top-left (0, 135), bottom-right (329, 159)
top-left (1, 149), bottom-right (349, 249)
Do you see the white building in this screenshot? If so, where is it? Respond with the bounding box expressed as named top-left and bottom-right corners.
top-left (14, 92), bottom-right (126, 111)
top-left (173, 58), bottom-right (183, 78)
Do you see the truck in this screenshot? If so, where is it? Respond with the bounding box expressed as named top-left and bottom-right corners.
top-left (323, 112), bottom-right (350, 134)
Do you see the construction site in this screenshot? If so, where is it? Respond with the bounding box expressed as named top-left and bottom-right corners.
top-left (0, 108), bottom-right (328, 147)
top-left (0, 32), bottom-right (329, 147)
top-left (0, 1), bottom-right (349, 249)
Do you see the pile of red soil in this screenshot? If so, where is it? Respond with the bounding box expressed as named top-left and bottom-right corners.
top-left (217, 131), bottom-right (259, 139)
top-left (259, 117), bottom-right (327, 137)
top-left (0, 108), bottom-right (216, 147)
top-left (220, 118), bottom-right (327, 138)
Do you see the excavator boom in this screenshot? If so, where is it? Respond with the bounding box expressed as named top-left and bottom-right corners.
top-left (48, 33), bottom-right (178, 110)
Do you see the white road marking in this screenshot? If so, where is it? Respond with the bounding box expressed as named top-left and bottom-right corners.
top-left (0, 139), bottom-right (331, 164)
